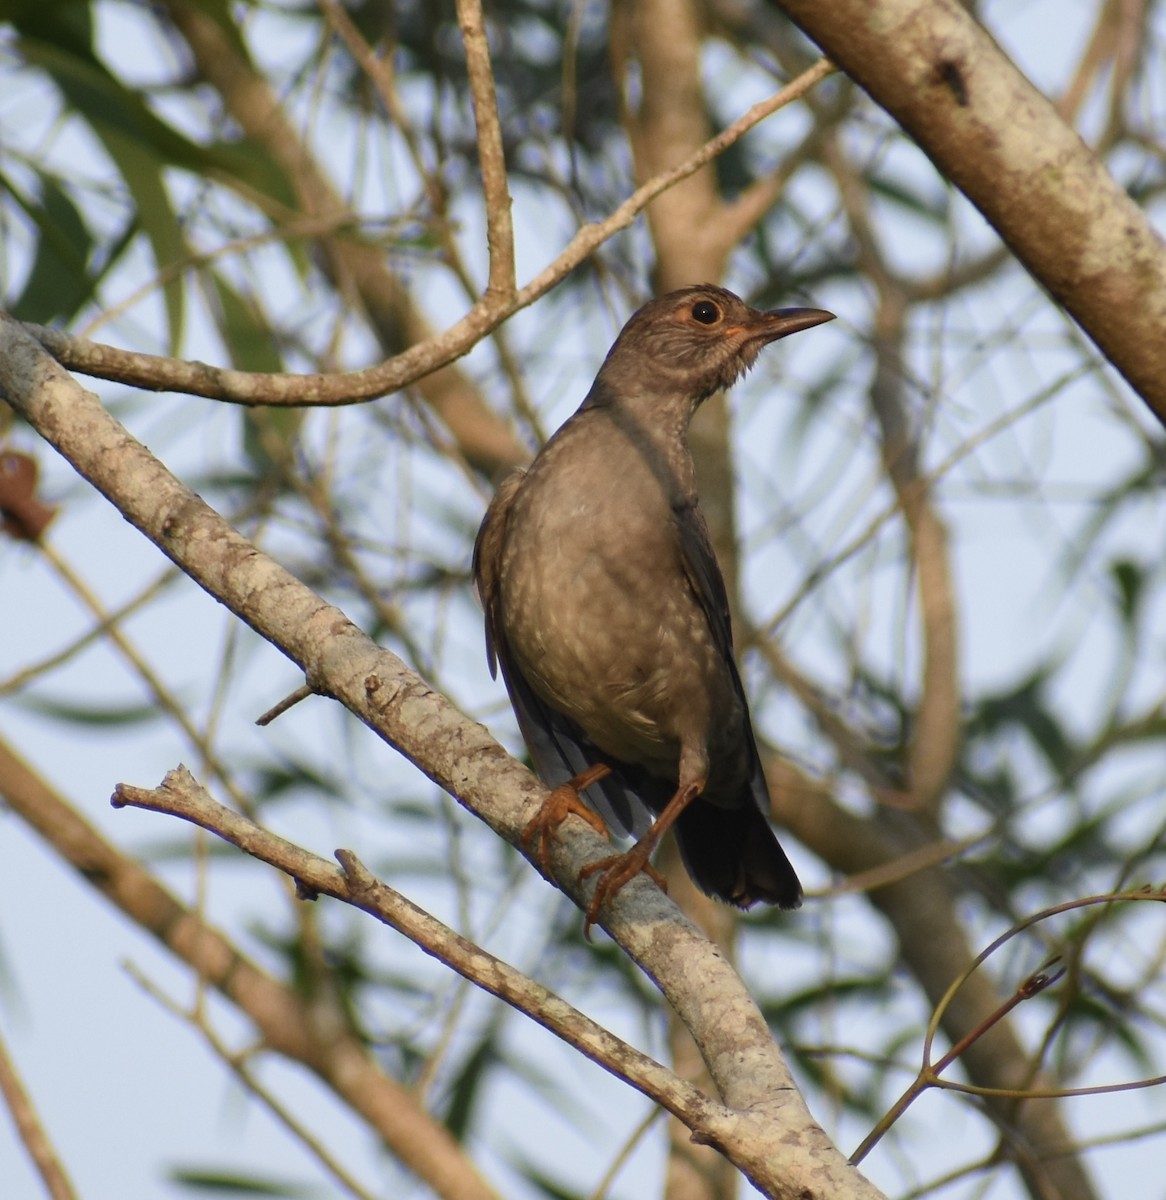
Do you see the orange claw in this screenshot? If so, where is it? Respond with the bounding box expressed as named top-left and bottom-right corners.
top-left (577, 780), bottom-right (701, 938)
top-left (521, 764), bottom-right (611, 877)
top-left (579, 847), bottom-right (668, 939)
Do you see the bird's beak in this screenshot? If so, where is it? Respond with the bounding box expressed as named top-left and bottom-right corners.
top-left (753, 307), bottom-right (836, 342)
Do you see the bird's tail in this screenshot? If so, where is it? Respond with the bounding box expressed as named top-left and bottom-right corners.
top-left (674, 799), bottom-right (802, 910)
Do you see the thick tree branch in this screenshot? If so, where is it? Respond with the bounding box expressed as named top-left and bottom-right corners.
top-left (771, 0), bottom-right (1166, 425)
top-left (622, 0), bottom-right (724, 285)
top-left (821, 132), bottom-right (962, 810)
top-left (870, 312), bottom-right (961, 813)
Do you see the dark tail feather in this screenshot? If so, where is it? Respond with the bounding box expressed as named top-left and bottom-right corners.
top-left (674, 800), bottom-right (802, 910)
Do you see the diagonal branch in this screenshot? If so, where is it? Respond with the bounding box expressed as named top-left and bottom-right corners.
top-left (0, 311), bottom-right (884, 1200)
top-left (20, 60), bottom-right (832, 408)
top-left (0, 1021), bottom-right (77, 1200)
top-left (770, 0), bottom-right (1166, 424)
top-left (114, 766), bottom-right (715, 1129)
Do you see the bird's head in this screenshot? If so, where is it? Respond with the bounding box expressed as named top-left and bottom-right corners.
top-left (586, 285), bottom-right (834, 413)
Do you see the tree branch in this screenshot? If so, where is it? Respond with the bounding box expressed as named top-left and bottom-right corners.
top-left (113, 766), bottom-right (716, 1130)
top-left (161, 0), bottom-right (527, 475)
top-left (19, 60), bottom-right (831, 406)
top-left (0, 735), bottom-right (502, 1200)
top-left (0, 1022), bottom-right (77, 1200)
top-left (456, 0), bottom-right (516, 300)
top-left (0, 311), bottom-right (883, 1200)
top-left (771, 0), bottom-right (1166, 424)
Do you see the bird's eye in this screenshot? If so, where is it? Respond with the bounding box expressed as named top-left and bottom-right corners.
top-left (691, 300), bottom-right (720, 325)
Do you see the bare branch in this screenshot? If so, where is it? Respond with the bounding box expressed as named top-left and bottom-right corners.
top-left (160, 0), bottom-right (527, 475)
top-left (456, 0), bottom-right (517, 300)
top-left (114, 766), bottom-right (714, 1130)
top-left (20, 60), bottom-right (833, 407)
top-left (0, 1024), bottom-right (77, 1200)
top-left (0, 735), bottom-right (501, 1200)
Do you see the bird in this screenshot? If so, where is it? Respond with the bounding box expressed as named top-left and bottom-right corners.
top-left (473, 284), bottom-right (834, 934)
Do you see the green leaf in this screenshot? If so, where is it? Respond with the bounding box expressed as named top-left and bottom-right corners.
top-left (0, 0), bottom-right (94, 56)
top-left (95, 124), bottom-right (188, 349)
top-left (15, 694), bottom-right (167, 727)
top-left (443, 1031), bottom-right (497, 1140)
top-left (207, 271), bottom-right (303, 476)
top-left (18, 37), bottom-right (215, 171)
top-left (509, 1165), bottom-right (587, 1200)
top-left (16, 30), bottom-right (297, 201)
top-left (167, 1166), bottom-right (321, 1197)
top-left (208, 270), bottom-right (284, 373)
top-left (1110, 559), bottom-right (1144, 627)
top-left (868, 172), bottom-right (949, 223)
top-left (12, 35), bottom-right (236, 347)
top-left (967, 669), bottom-right (1074, 777)
top-left (4, 169), bottom-right (95, 323)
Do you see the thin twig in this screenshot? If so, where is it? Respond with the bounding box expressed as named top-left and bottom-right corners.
top-left (112, 765), bottom-right (719, 1132)
top-left (22, 60), bottom-right (834, 408)
top-left (0, 1022), bottom-right (78, 1200)
top-left (37, 541), bottom-right (250, 815)
top-left (851, 889), bottom-right (1166, 1164)
top-left (456, 0), bottom-right (516, 299)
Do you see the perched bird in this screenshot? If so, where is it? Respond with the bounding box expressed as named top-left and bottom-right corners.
top-left (473, 284), bottom-right (833, 932)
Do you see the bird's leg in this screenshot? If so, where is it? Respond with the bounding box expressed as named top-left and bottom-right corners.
top-left (578, 780), bottom-right (704, 938)
top-left (521, 763), bottom-right (612, 877)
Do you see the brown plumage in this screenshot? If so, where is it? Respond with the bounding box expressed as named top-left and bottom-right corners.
top-left (473, 284), bottom-right (833, 930)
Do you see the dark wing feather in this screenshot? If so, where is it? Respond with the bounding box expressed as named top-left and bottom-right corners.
top-left (670, 501), bottom-right (771, 812)
top-left (495, 644), bottom-right (658, 838)
top-left (670, 501), bottom-right (802, 909)
top-left (670, 500), bottom-right (735, 659)
top-left (472, 471), bottom-right (525, 680)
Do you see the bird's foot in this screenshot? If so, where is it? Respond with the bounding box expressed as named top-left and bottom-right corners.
top-left (521, 764), bottom-right (611, 878)
top-left (578, 843), bottom-right (668, 940)
top-left (577, 780), bottom-right (704, 938)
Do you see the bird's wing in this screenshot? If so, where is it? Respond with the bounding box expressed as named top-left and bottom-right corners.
top-left (671, 501), bottom-right (773, 813)
top-left (471, 470), bottom-right (525, 680)
top-left (671, 500), bottom-right (736, 660)
top-left (473, 472), bottom-right (653, 836)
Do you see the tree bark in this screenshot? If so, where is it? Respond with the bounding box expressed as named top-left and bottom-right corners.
top-left (771, 0), bottom-right (1166, 425)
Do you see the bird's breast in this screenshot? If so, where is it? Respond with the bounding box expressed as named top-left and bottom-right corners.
top-left (497, 444), bottom-right (738, 776)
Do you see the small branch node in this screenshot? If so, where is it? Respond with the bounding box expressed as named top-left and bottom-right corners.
top-left (256, 684), bottom-right (315, 726)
